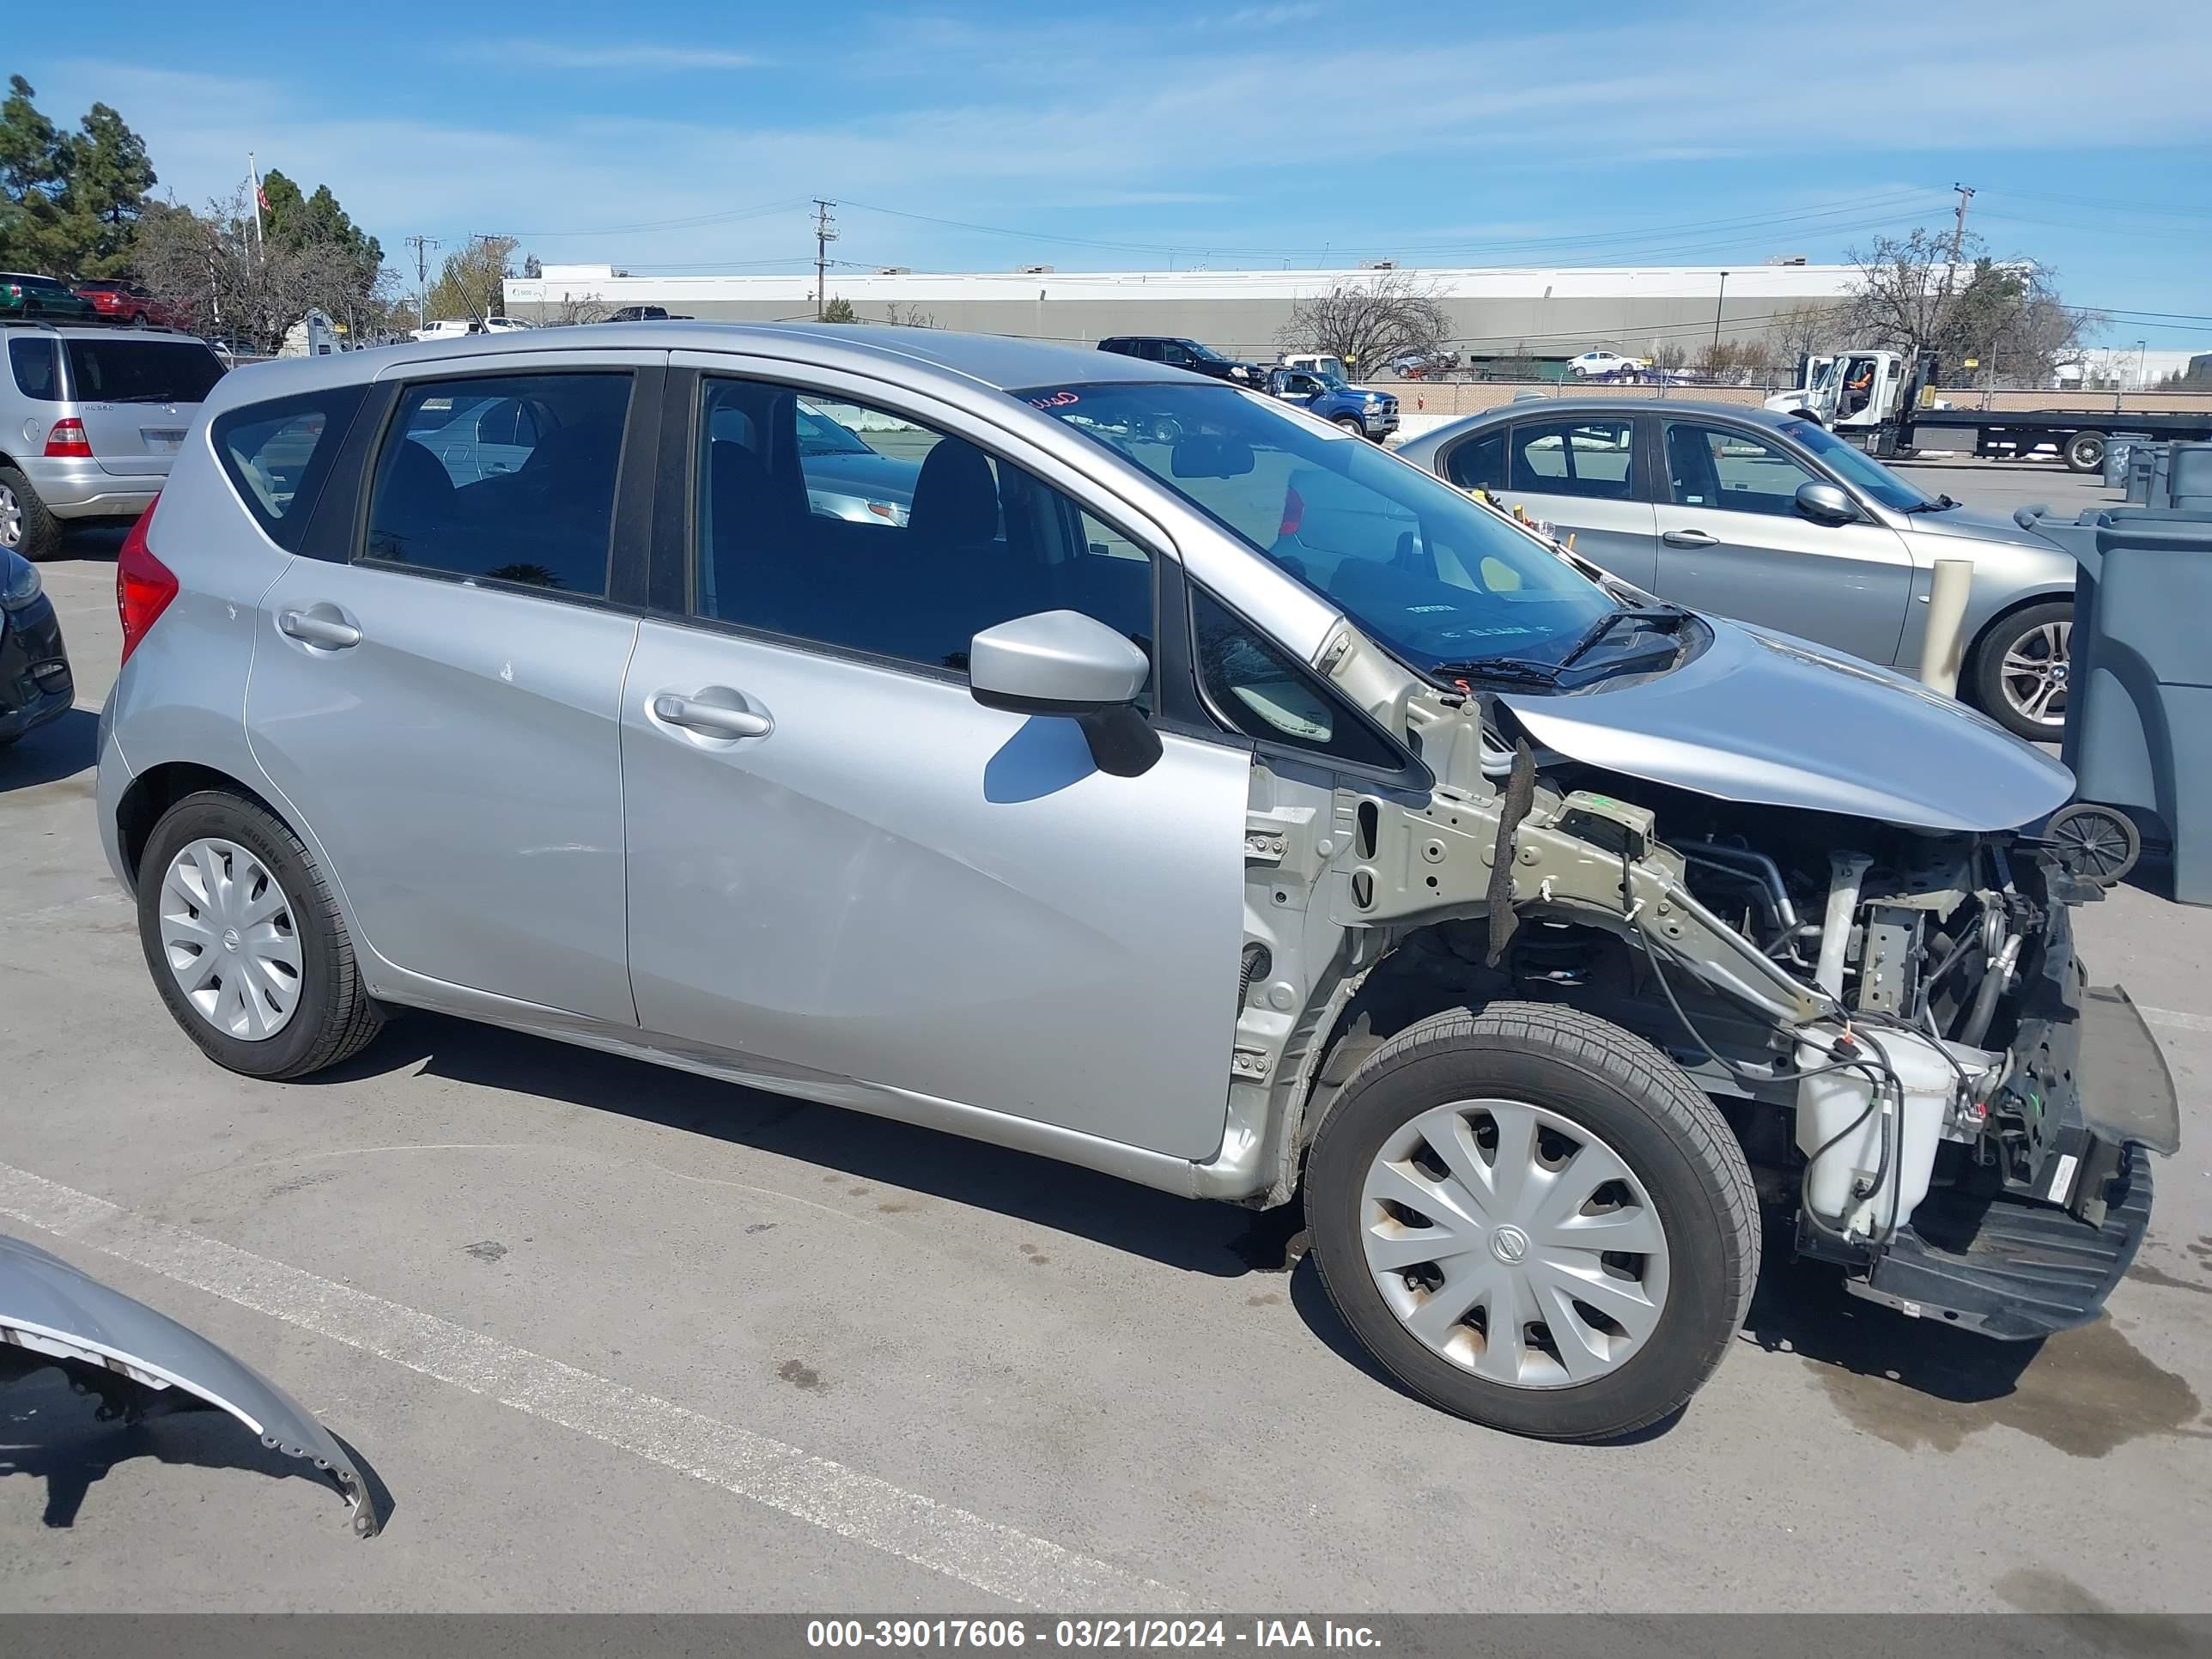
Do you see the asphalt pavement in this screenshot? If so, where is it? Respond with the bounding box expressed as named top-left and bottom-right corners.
top-left (2, 463), bottom-right (2207, 1613)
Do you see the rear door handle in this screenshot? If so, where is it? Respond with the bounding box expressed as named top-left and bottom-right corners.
top-left (1661, 528), bottom-right (1719, 548)
top-left (277, 608), bottom-right (362, 648)
top-left (653, 690), bottom-right (772, 738)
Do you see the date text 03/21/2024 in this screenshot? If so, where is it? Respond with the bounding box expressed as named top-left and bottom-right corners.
top-left (805, 1620), bottom-right (1383, 1650)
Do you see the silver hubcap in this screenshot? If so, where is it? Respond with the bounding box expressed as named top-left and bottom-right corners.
top-left (1361, 1098), bottom-right (1670, 1389)
top-left (2000, 619), bottom-right (2071, 727)
top-left (0, 484), bottom-right (21, 549)
top-left (158, 839), bottom-right (303, 1040)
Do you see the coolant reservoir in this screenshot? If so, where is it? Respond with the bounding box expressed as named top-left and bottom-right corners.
top-left (1796, 1030), bottom-right (1994, 1238)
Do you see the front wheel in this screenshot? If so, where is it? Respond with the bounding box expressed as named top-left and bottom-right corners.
top-left (1305, 1004), bottom-right (1758, 1441)
top-left (137, 790), bottom-right (385, 1079)
top-left (1333, 415), bottom-right (1364, 434)
top-left (2064, 430), bottom-right (2106, 472)
top-left (1971, 599), bottom-right (2072, 740)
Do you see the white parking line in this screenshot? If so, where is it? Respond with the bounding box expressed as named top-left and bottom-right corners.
top-left (2142, 1006), bottom-right (2212, 1034)
top-left (0, 1160), bottom-right (1191, 1611)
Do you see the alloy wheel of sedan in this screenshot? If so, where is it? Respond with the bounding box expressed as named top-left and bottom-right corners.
top-left (158, 838), bottom-right (304, 1041)
top-left (1359, 1097), bottom-right (1670, 1388)
top-left (1998, 616), bottom-right (2071, 730)
top-left (0, 483), bottom-right (21, 550)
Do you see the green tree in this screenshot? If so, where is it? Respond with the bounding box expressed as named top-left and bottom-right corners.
top-left (0, 75), bottom-right (72, 272)
top-left (423, 234), bottom-right (517, 322)
top-left (0, 78), bottom-right (155, 276)
top-left (64, 101), bottom-right (155, 275)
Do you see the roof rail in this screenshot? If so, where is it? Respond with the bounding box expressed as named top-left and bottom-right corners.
top-left (2, 315), bottom-right (209, 339)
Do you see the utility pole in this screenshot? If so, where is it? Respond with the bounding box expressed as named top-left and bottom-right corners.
top-left (404, 234), bottom-right (440, 326)
top-left (1947, 182), bottom-right (1976, 266)
top-left (812, 199), bottom-right (838, 321)
top-left (1712, 270), bottom-right (1729, 362)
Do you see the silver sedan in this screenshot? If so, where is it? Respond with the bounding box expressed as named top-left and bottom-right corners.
top-left (1395, 399), bottom-right (2078, 739)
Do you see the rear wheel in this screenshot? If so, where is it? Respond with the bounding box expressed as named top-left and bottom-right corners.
top-left (137, 790), bottom-right (384, 1079)
top-left (130, 311), bottom-right (149, 328)
top-left (0, 465), bottom-right (62, 562)
top-left (2064, 430), bottom-right (2106, 472)
top-left (1305, 1003), bottom-right (1758, 1441)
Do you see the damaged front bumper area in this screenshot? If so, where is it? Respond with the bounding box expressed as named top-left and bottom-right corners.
top-left (0, 1233), bottom-right (382, 1535)
top-left (1833, 977), bottom-right (2181, 1340)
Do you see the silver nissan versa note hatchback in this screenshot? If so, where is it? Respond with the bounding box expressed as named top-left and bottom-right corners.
top-left (98, 324), bottom-right (2178, 1441)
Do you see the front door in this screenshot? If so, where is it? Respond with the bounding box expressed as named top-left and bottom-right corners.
top-left (1653, 417), bottom-right (1915, 665)
top-left (1486, 413), bottom-right (1658, 588)
top-left (244, 357), bottom-right (655, 1020)
top-left (618, 364), bottom-right (1250, 1159)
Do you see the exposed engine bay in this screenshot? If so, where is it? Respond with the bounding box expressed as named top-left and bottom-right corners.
top-left (1246, 627), bottom-right (2179, 1338)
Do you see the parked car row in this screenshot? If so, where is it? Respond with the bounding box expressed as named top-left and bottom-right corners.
top-left (2, 272), bottom-right (193, 327)
top-left (88, 320), bottom-right (2164, 1443)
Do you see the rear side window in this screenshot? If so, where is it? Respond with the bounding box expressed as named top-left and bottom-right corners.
top-left (9, 337), bottom-right (60, 401)
top-left (1508, 416), bottom-right (1638, 501)
top-left (61, 338), bottom-right (224, 404)
top-left (212, 386), bottom-right (369, 550)
top-left (364, 371), bottom-right (632, 597)
top-left (1442, 428), bottom-right (1506, 490)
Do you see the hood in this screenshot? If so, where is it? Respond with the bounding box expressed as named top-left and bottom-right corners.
top-left (0, 1231), bottom-right (383, 1535)
top-left (1499, 620), bottom-right (2074, 832)
top-left (1898, 502), bottom-right (2059, 550)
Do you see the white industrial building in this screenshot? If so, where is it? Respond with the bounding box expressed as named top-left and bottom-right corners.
top-left (502, 261), bottom-right (1862, 362)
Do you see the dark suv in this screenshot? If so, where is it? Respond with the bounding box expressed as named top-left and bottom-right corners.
top-left (1097, 336), bottom-right (1261, 384)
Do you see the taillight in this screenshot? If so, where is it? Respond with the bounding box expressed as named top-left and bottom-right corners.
top-left (45, 417), bottom-right (91, 458)
top-left (1279, 483), bottom-right (1304, 538)
top-left (116, 497), bottom-right (177, 665)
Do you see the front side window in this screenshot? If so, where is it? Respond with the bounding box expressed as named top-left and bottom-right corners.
top-left (1030, 381), bottom-right (1612, 679)
top-left (364, 372), bottom-right (632, 595)
top-left (695, 377), bottom-right (1153, 677)
top-left (211, 386), bottom-right (368, 549)
top-left (1508, 417), bottom-right (1637, 500)
top-left (1663, 421), bottom-right (1814, 516)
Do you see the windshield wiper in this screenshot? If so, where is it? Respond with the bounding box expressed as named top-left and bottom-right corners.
top-left (1555, 603), bottom-right (1689, 670)
top-left (1902, 494), bottom-right (1960, 514)
top-left (1425, 656), bottom-right (1563, 687)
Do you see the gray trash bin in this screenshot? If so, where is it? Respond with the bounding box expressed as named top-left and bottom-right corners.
top-left (2127, 446), bottom-right (2159, 504)
top-left (2033, 506), bottom-right (2212, 904)
top-left (2105, 431), bottom-right (2152, 489)
top-left (2168, 441), bottom-right (2212, 510)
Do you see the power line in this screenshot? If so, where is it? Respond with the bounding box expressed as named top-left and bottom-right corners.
top-left (493, 197), bottom-right (810, 240)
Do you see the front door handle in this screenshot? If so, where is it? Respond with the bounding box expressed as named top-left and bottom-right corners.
top-left (1661, 528), bottom-right (1719, 549)
top-left (277, 608), bottom-right (362, 648)
top-left (653, 690), bottom-right (772, 739)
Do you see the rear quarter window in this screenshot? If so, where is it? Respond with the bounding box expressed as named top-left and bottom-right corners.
top-left (211, 385), bottom-right (370, 550)
top-left (9, 337), bottom-right (60, 401)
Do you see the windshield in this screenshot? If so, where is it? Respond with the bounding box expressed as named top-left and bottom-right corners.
top-left (794, 402), bottom-right (872, 456)
top-left (1025, 381), bottom-right (1617, 678)
top-left (1182, 340), bottom-right (1230, 362)
top-left (1778, 418), bottom-right (1932, 512)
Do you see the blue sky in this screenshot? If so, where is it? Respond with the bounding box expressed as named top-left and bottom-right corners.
top-left (22, 0), bottom-right (2212, 347)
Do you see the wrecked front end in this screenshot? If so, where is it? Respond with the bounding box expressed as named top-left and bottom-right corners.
top-left (1279, 621), bottom-right (2179, 1343)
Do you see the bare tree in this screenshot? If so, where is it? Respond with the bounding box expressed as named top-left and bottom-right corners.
top-left (1694, 339), bottom-right (1764, 382)
top-left (536, 292), bottom-right (610, 326)
top-left (1650, 343), bottom-right (1687, 372)
top-left (882, 301), bottom-right (939, 329)
top-left (1765, 301), bottom-right (1842, 370)
top-left (1841, 228), bottom-right (2094, 387)
top-left (132, 187), bottom-right (392, 349)
top-left (1839, 228), bottom-right (1961, 363)
top-left (1279, 270), bottom-right (1451, 379)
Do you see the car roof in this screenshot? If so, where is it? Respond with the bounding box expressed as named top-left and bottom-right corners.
top-left (0, 320), bottom-right (213, 343)
top-left (1455, 397), bottom-right (1795, 428)
top-left (198, 321), bottom-right (1198, 417)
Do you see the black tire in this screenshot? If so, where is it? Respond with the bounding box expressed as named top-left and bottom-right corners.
top-left (130, 311), bottom-right (149, 328)
top-left (0, 465), bottom-right (64, 562)
top-left (1305, 1002), bottom-right (1758, 1442)
top-left (1334, 415), bottom-right (1364, 434)
top-left (137, 789), bottom-right (384, 1079)
top-left (2044, 802), bottom-right (2141, 885)
top-left (1970, 598), bottom-right (2073, 741)
top-left (2064, 430), bottom-right (2106, 473)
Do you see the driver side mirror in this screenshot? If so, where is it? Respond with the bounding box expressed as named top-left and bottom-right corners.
top-left (1794, 480), bottom-right (1860, 526)
top-left (969, 610), bottom-right (1161, 778)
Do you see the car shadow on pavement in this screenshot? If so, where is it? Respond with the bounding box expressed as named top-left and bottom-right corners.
top-left (317, 1012), bottom-right (1274, 1279)
top-left (0, 1364), bottom-right (385, 1534)
top-left (0, 706), bottom-right (96, 793)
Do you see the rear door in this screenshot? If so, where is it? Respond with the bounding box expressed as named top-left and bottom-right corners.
top-left (243, 350), bottom-right (662, 1019)
top-left (63, 336), bottom-right (224, 477)
top-left (1652, 416), bottom-right (1915, 665)
top-left (1486, 413), bottom-right (1658, 586)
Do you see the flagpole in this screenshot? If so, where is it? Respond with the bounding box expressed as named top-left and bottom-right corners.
top-left (248, 152), bottom-right (265, 254)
